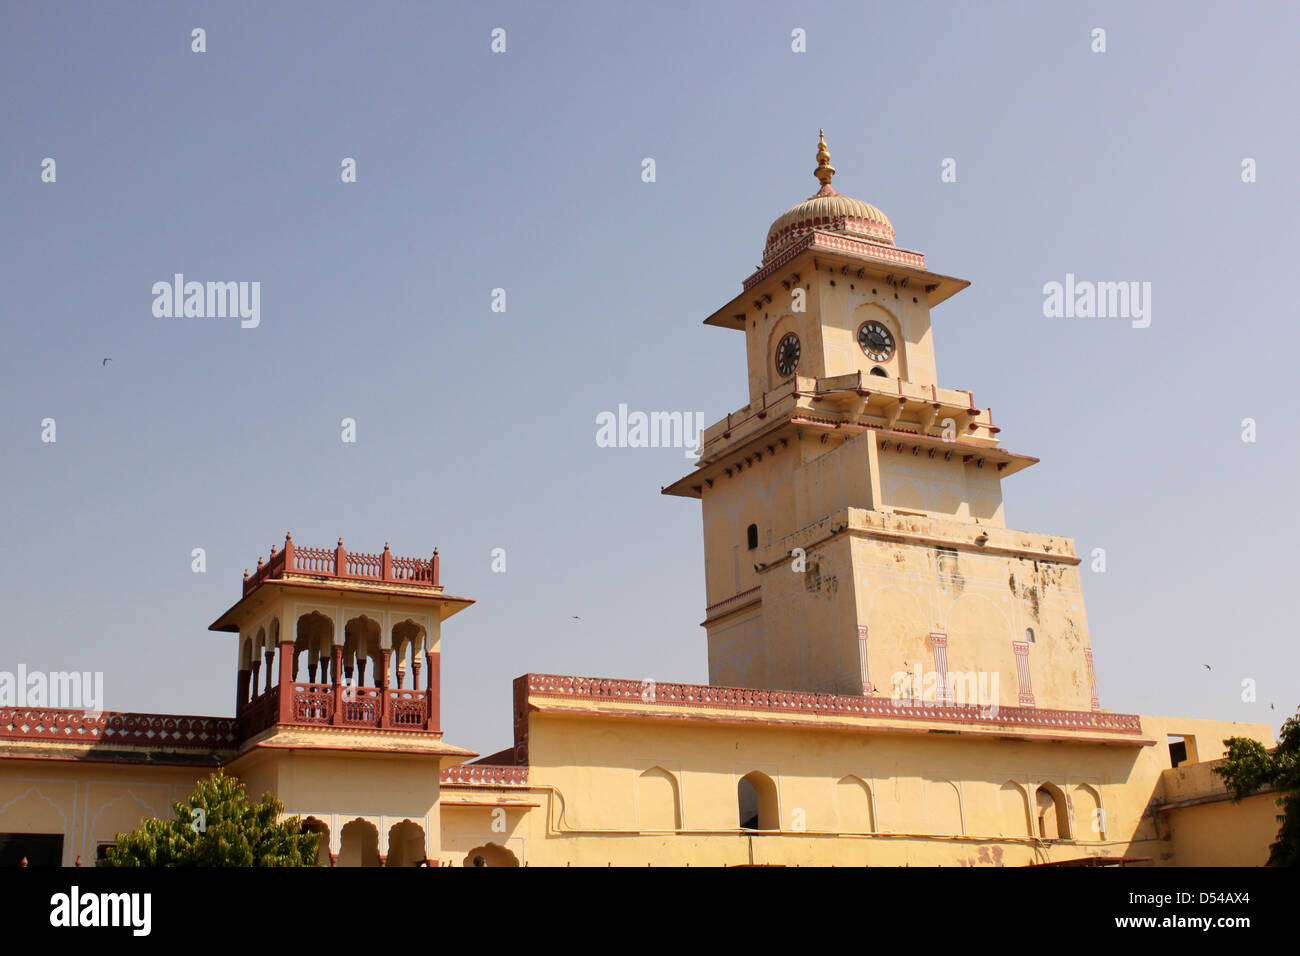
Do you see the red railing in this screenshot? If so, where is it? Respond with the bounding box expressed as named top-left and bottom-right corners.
top-left (238, 685), bottom-right (280, 739)
top-left (389, 690), bottom-right (427, 727)
top-left (292, 683), bottom-right (334, 723)
top-left (244, 534), bottom-right (440, 596)
top-left (340, 688), bottom-right (382, 725)
top-left (440, 764), bottom-right (529, 787)
top-left (239, 683), bottom-right (434, 737)
top-left (521, 674), bottom-right (1147, 735)
top-left (0, 708), bottom-right (238, 750)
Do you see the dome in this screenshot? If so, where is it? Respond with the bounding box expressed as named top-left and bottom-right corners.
top-left (763, 132), bottom-right (895, 263)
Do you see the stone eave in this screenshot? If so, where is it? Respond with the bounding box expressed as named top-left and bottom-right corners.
top-left (703, 232), bottom-right (970, 331)
top-left (519, 674), bottom-right (1150, 745)
top-left (230, 724), bottom-right (478, 759)
top-left (526, 699), bottom-right (1154, 748)
top-left (208, 579), bottom-right (476, 633)
top-left (661, 414), bottom-right (1036, 500)
top-left (0, 740), bottom-right (231, 767)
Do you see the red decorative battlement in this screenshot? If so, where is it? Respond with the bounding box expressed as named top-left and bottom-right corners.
top-left (243, 534), bottom-right (440, 596)
top-left (521, 674), bottom-right (1147, 736)
top-left (0, 708), bottom-right (238, 751)
top-left (440, 764), bottom-right (529, 787)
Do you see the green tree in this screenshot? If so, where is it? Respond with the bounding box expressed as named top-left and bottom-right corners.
top-left (102, 770), bottom-right (321, 867)
top-left (1213, 709), bottom-right (1300, 867)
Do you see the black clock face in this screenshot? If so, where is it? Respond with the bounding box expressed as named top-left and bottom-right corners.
top-left (775, 333), bottom-right (801, 377)
top-left (858, 321), bottom-right (895, 362)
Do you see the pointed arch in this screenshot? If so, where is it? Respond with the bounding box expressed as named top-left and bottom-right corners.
top-left (636, 767), bottom-right (681, 830)
top-left (996, 780), bottom-right (1030, 837)
top-left (926, 778), bottom-right (964, 835)
top-left (1073, 783), bottom-right (1103, 841)
top-left (1034, 782), bottom-right (1070, 840)
top-left (737, 771), bottom-right (779, 831)
top-left (835, 775), bottom-right (874, 833)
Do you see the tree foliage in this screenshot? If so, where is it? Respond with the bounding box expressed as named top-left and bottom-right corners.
top-left (1214, 710), bottom-right (1300, 867)
top-left (102, 770), bottom-right (320, 867)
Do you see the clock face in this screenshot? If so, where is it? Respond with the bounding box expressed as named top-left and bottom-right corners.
top-left (858, 320), bottom-right (895, 362)
top-left (775, 333), bottom-right (801, 377)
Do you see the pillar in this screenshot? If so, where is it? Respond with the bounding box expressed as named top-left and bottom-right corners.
top-left (250, 660), bottom-right (261, 701)
top-left (425, 650), bottom-right (440, 732)
top-left (235, 669), bottom-right (251, 715)
top-left (379, 648), bottom-right (392, 729)
top-left (331, 645), bottom-right (344, 726)
top-left (277, 640), bottom-right (294, 724)
top-left (263, 650), bottom-right (275, 693)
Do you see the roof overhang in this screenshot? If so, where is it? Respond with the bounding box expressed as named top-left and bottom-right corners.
top-left (208, 579), bottom-right (476, 633)
top-left (704, 231), bottom-right (970, 330)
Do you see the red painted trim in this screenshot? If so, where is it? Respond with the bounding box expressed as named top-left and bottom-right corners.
top-left (440, 764), bottom-right (529, 786)
top-left (705, 586), bottom-right (761, 615)
top-left (0, 708), bottom-right (237, 749)
top-left (244, 534), bottom-right (440, 596)
top-left (528, 699), bottom-right (1154, 748)
top-left (520, 674), bottom-right (1146, 735)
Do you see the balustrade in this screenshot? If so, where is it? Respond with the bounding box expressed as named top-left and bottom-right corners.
top-left (243, 535), bottom-right (440, 596)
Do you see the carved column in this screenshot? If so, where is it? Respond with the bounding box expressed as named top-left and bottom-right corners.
top-left (379, 648), bottom-right (393, 729)
top-left (235, 669), bottom-right (251, 715)
top-left (250, 660), bottom-right (261, 701)
top-left (425, 650), bottom-right (440, 732)
top-left (263, 650), bottom-right (275, 693)
top-left (331, 645), bottom-right (344, 726)
top-left (277, 640), bottom-right (295, 725)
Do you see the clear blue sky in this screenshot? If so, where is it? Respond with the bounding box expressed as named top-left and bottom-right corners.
top-left (3, 1), bottom-right (1296, 755)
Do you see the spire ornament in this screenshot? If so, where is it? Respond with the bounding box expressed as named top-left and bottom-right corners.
top-left (814, 129), bottom-right (836, 191)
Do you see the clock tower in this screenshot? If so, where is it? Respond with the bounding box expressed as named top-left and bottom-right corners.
top-left (665, 133), bottom-right (1103, 715)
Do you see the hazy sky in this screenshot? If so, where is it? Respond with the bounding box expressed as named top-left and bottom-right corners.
top-left (3, 1), bottom-right (1296, 755)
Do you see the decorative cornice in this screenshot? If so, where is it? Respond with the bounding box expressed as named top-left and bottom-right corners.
top-left (704, 586), bottom-right (761, 615)
top-left (743, 230), bottom-right (926, 293)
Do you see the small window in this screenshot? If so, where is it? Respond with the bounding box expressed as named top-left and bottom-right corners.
top-left (1168, 736), bottom-right (1188, 768)
top-left (1024, 627), bottom-right (1036, 644)
top-left (746, 524), bottom-right (758, 550)
top-left (869, 365), bottom-right (889, 377)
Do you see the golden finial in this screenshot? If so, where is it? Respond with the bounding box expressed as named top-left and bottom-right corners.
top-left (814, 129), bottom-right (835, 189)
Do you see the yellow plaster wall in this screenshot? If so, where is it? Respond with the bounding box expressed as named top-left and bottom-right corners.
top-left (0, 761), bottom-right (212, 865)
top-left (470, 708), bottom-right (1276, 867)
